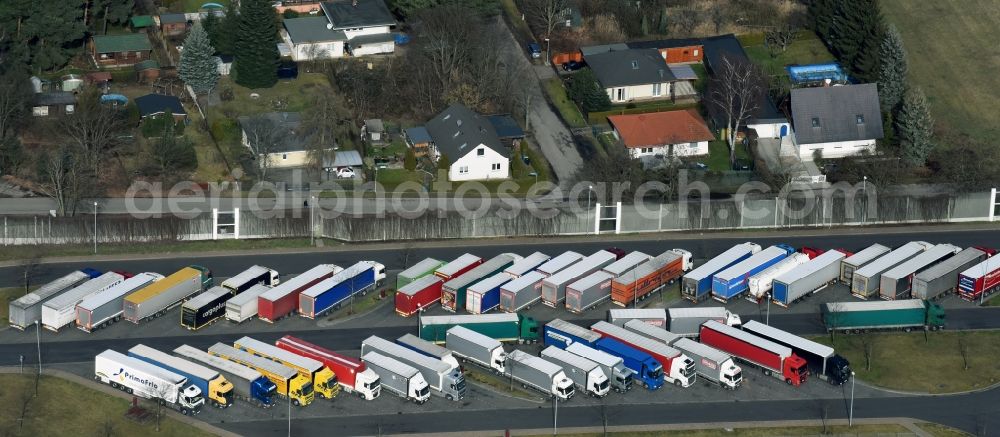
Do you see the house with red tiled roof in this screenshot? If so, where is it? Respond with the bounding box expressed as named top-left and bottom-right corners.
top-left (608, 109), bottom-right (714, 162)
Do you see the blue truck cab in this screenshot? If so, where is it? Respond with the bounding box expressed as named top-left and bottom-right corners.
top-left (543, 319), bottom-right (602, 349)
top-left (594, 337), bottom-right (663, 390)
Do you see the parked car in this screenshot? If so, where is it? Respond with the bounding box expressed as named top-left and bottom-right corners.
top-left (562, 61), bottom-right (585, 71)
top-left (336, 167), bottom-right (356, 179)
top-left (527, 43), bottom-right (541, 59)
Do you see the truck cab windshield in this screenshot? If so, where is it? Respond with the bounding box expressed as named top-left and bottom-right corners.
top-left (598, 380), bottom-right (609, 391)
top-left (558, 386), bottom-right (573, 396)
top-left (648, 367), bottom-right (662, 380)
top-left (326, 376), bottom-right (337, 389)
top-left (301, 382), bottom-right (314, 396)
top-left (455, 379), bottom-right (467, 392)
top-left (727, 370), bottom-right (742, 382)
top-left (417, 387), bottom-right (430, 398)
top-left (366, 378), bottom-right (380, 390)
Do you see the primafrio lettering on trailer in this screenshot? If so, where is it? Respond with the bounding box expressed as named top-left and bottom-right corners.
top-left (95, 350), bottom-right (204, 415)
top-left (129, 344), bottom-right (234, 408)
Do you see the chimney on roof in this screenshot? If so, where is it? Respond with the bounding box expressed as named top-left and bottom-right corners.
top-left (824, 78), bottom-right (832, 87)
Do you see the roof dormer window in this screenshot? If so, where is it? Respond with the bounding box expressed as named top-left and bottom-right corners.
top-left (631, 60), bottom-right (639, 69)
top-left (856, 114), bottom-right (864, 124)
top-left (811, 117), bottom-right (821, 128)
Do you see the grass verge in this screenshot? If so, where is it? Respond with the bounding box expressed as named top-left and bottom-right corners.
top-left (739, 31), bottom-right (835, 77)
top-left (916, 422), bottom-right (970, 437)
top-left (524, 424), bottom-right (911, 437)
top-left (323, 288), bottom-right (392, 322)
top-left (706, 140), bottom-right (749, 171)
top-left (0, 238), bottom-right (328, 262)
top-left (811, 331), bottom-right (1000, 393)
top-left (0, 374), bottom-right (214, 437)
top-left (542, 78), bottom-right (587, 128)
top-left (462, 366), bottom-right (540, 401)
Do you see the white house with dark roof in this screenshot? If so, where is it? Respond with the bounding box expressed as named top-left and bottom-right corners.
top-left (424, 104), bottom-right (510, 182)
top-left (281, 16), bottom-right (347, 61)
top-left (281, 0), bottom-right (395, 61)
top-left (789, 84), bottom-right (883, 160)
top-left (584, 48), bottom-right (676, 103)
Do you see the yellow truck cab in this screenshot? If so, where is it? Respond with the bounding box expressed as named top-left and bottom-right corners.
top-left (233, 336), bottom-right (340, 399)
top-left (208, 375), bottom-right (234, 407)
top-left (208, 343), bottom-right (314, 407)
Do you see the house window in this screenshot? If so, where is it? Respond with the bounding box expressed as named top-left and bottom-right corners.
top-left (693, 49), bottom-right (699, 56)
top-left (282, 153), bottom-right (288, 160)
top-left (491, 163), bottom-right (501, 171)
top-left (65, 105), bottom-right (75, 114)
top-left (811, 117), bottom-right (821, 127)
top-left (631, 60), bottom-right (639, 70)
top-left (100, 53), bottom-right (108, 59)
top-left (856, 114), bottom-right (865, 124)
top-left (640, 147), bottom-right (654, 154)
top-left (477, 148), bottom-right (485, 156)
top-left (33, 106), bottom-right (48, 117)
top-left (458, 166), bottom-right (469, 174)
top-left (652, 83), bottom-right (662, 97)
top-left (616, 88), bottom-right (625, 101)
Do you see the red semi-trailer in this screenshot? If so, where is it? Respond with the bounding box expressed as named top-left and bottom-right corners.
top-left (395, 276), bottom-right (444, 317)
top-left (258, 265), bottom-right (340, 323)
top-left (435, 254), bottom-right (483, 281)
top-left (275, 336), bottom-right (381, 400)
top-left (699, 320), bottom-right (808, 386)
top-left (958, 256), bottom-right (1000, 301)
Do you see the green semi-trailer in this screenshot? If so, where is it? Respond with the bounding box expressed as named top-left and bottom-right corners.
top-left (418, 313), bottom-right (540, 344)
top-left (821, 299), bottom-right (945, 333)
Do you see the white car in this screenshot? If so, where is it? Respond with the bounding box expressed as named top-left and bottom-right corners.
top-left (336, 167), bottom-right (356, 179)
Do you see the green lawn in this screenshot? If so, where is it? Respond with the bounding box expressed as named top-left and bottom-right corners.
top-left (0, 238), bottom-right (326, 262)
top-left (984, 293), bottom-right (1000, 307)
top-left (525, 424), bottom-right (911, 437)
top-left (812, 331), bottom-right (1000, 393)
top-left (882, 0), bottom-right (1000, 144)
top-left (706, 140), bottom-right (749, 171)
top-left (211, 73), bottom-right (331, 117)
top-left (542, 78), bottom-right (587, 128)
top-left (0, 374), bottom-right (214, 437)
top-left (740, 31), bottom-right (835, 78)
top-left (376, 168), bottom-right (425, 191)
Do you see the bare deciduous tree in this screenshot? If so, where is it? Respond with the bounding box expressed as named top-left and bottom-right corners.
top-left (765, 25), bottom-right (797, 58)
top-left (0, 71), bottom-right (31, 139)
top-left (673, 8), bottom-right (701, 37)
top-left (523, 0), bottom-right (570, 40)
top-left (17, 384), bottom-right (33, 430)
top-left (36, 145), bottom-right (95, 216)
top-left (860, 333), bottom-right (876, 371)
top-left (18, 254), bottom-right (42, 295)
top-left (958, 332), bottom-right (970, 370)
top-left (241, 115), bottom-right (287, 181)
top-left (708, 56), bottom-right (764, 166)
top-left (57, 90), bottom-right (127, 178)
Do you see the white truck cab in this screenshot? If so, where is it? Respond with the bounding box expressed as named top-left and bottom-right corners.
top-left (364, 261), bottom-right (387, 287)
top-left (671, 249), bottom-right (694, 271)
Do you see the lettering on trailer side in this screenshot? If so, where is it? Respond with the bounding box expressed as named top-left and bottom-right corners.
top-left (114, 368), bottom-right (160, 390)
top-left (546, 332), bottom-right (572, 347)
top-left (202, 301), bottom-right (226, 318)
top-left (701, 358), bottom-right (717, 370)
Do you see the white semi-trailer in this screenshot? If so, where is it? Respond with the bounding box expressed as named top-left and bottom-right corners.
top-left (94, 350), bottom-right (204, 415)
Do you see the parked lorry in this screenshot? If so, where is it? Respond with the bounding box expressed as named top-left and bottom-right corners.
top-left (504, 252), bottom-right (550, 278)
top-left (712, 245), bottom-right (796, 302)
top-left (700, 320), bottom-right (808, 386)
top-left (958, 254), bottom-right (1000, 301)
top-left (208, 343), bottom-right (314, 406)
top-left (129, 344), bottom-right (233, 408)
top-left (124, 266), bottom-right (213, 323)
top-left (174, 344), bottom-right (276, 407)
top-left (592, 335), bottom-right (663, 390)
top-left (821, 299), bottom-right (946, 332)
top-left (446, 325), bottom-right (508, 373)
top-left (499, 271), bottom-right (547, 313)
top-left (435, 253), bottom-right (482, 281)
top-left (76, 273), bottom-right (163, 332)
top-left (851, 241), bottom-right (932, 299)
top-left (361, 351), bottom-right (430, 404)
top-left (913, 247), bottom-right (989, 300)
top-left (772, 250), bottom-right (847, 307)
top-left (299, 261), bottom-right (385, 319)
top-left (622, 319), bottom-right (683, 347)
top-left (258, 265), bottom-right (341, 323)
top-left (225, 284), bottom-right (271, 323)
top-left (565, 342), bottom-right (634, 393)
top-left (466, 272), bottom-right (513, 314)
top-left (234, 336), bottom-right (339, 399)
top-left (535, 251), bottom-right (585, 277)
top-left (181, 286), bottom-right (233, 330)
top-left (397, 258), bottom-right (445, 289)
top-left (95, 350), bottom-right (204, 415)
top-left (42, 271), bottom-right (124, 332)
top-left (682, 242), bottom-right (761, 302)
top-left (612, 249), bottom-right (691, 307)
top-left (542, 250), bottom-right (617, 307)
top-left (880, 244), bottom-right (961, 300)
top-left (222, 265), bottom-right (279, 294)
top-left (840, 244), bottom-right (890, 284)
top-left (506, 350), bottom-right (575, 400)
top-left (395, 276), bottom-right (444, 317)
top-left (419, 312), bottom-right (540, 343)
top-left (741, 320), bottom-right (851, 385)
top-left (608, 308), bottom-right (667, 328)
top-left (275, 336), bottom-right (380, 400)
top-left (592, 321), bottom-right (695, 387)
top-left (442, 254), bottom-right (519, 312)
top-left (543, 318), bottom-right (601, 349)
top-left (396, 333), bottom-right (461, 370)
top-left (671, 338), bottom-right (742, 389)
top-left (540, 346), bottom-right (609, 397)
top-left (10, 269), bottom-right (99, 329)
top-left (666, 307), bottom-right (742, 337)
top-left (602, 251), bottom-right (651, 277)
top-left (362, 335), bottom-right (466, 401)
top-left (565, 271), bottom-right (615, 313)
top-left (747, 253), bottom-right (810, 302)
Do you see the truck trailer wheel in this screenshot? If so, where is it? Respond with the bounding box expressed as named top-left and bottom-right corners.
top-left (292, 399), bottom-right (300, 406)
top-left (785, 378), bottom-right (792, 385)
top-left (181, 409), bottom-right (189, 416)
top-left (446, 394), bottom-right (454, 401)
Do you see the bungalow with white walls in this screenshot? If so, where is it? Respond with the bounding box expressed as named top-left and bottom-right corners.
top-left (280, 0), bottom-right (395, 61)
top-left (789, 83), bottom-right (883, 160)
top-left (584, 48), bottom-right (676, 103)
top-left (424, 104), bottom-right (510, 182)
top-left (608, 109), bottom-right (713, 167)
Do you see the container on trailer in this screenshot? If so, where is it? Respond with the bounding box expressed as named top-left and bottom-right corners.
top-left (535, 251), bottom-right (585, 277)
top-left (671, 338), bottom-right (742, 389)
top-left (852, 242), bottom-right (932, 299)
top-left (275, 336), bottom-right (381, 401)
top-left (506, 350), bottom-right (575, 400)
top-left (958, 256), bottom-right (1000, 301)
top-left (880, 244), bottom-right (961, 300)
top-left (592, 336), bottom-right (663, 390)
top-left (913, 248), bottom-right (988, 300)
top-left (504, 252), bottom-right (550, 278)
top-left (772, 250), bottom-right (846, 307)
top-left (441, 254), bottom-right (519, 312)
top-left (397, 258), bottom-right (445, 289)
top-left (362, 336), bottom-right (466, 401)
top-left (682, 243), bottom-right (761, 302)
top-left (542, 250), bottom-right (616, 307)
top-left (499, 271), bottom-right (547, 313)
top-left (543, 318), bottom-right (602, 349)
top-left (434, 254), bottom-right (482, 281)
top-left (129, 344), bottom-right (234, 408)
top-left (699, 320), bottom-right (808, 386)
top-left (712, 245), bottom-right (795, 302)
top-left (234, 336), bottom-right (339, 400)
top-left (466, 272), bottom-right (513, 314)
top-left (94, 350), bottom-right (203, 415)
top-left (840, 244), bottom-right (890, 284)
top-left (742, 320), bottom-right (852, 385)
top-left (76, 273), bottom-right (163, 332)
top-left (10, 270), bottom-right (96, 329)
top-left (225, 284), bottom-right (271, 323)
top-left (395, 275), bottom-right (444, 317)
top-left (396, 333), bottom-right (461, 370)
top-left (541, 346), bottom-right (609, 397)
top-left (419, 312), bottom-right (540, 343)
top-left (445, 325), bottom-right (508, 373)
top-left (747, 253), bottom-right (810, 301)
top-left (666, 307), bottom-right (741, 337)
top-left (361, 351), bottom-right (430, 403)
top-left (124, 266), bottom-right (213, 323)
top-left (592, 321), bottom-right (695, 387)
top-left (257, 264), bottom-right (341, 323)
top-left (299, 262), bottom-right (376, 319)
top-left (821, 299), bottom-right (946, 332)
top-left (180, 286), bottom-right (233, 330)
top-left (222, 265), bottom-right (279, 294)
top-left (611, 250), bottom-right (691, 307)
top-left (174, 344), bottom-right (276, 407)
top-left (565, 342), bottom-right (634, 393)
top-left (209, 343), bottom-right (314, 406)
top-left (608, 308), bottom-right (667, 328)
top-left (602, 251), bottom-right (651, 277)
top-left (42, 272), bottom-right (124, 332)
top-left (565, 271), bottom-right (614, 313)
